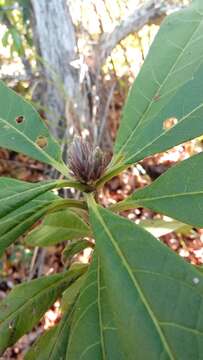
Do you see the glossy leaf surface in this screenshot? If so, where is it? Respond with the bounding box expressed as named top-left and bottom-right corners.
top-left (0, 81), bottom-right (67, 175)
top-left (114, 152), bottom-right (203, 227)
top-left (114, 1), bottom-right (203, 166)
top-left (89, 202), bottom-right (203, 360)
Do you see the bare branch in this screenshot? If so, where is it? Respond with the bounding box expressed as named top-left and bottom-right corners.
top-left (98, 0), bottom-right (185, 65)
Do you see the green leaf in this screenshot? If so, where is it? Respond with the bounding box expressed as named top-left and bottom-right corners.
top-left (138, 219), bottom-right (189, 237)
top-left (67, 254), bottom-right (124, 359)
top-left (113, 1), bottom-right (203, 167)
top-left (26, 272), bottom-right (88, 359)
top-left (0, 177), bottom-right (60, 256)
top-left (0, 177), bottom-right (88, 255)
top-left (0, 81), bottom-right (68, 175)
top-left (114, 152), bottom-right (203, 228)
top-left (10, 27), bottom-right (24, 56)
top-left (0, 177), bottom-right (60, 219)
top-left (62, 239), bottom-right (94, 263)
top-left (0, 267), bottom-right (86, 356)
top-left (25, 306), bottom-right (75, 360)
top-left (26, 209), bottom-right (91, 247)
top-left (25, 327), bottom-right (58, 360)
top-left (88, 202), bottom-right (203, 360)
top-left (61, 274), bottom-right (86, 312)
top-left (25, 266), bottom-right (89, 360)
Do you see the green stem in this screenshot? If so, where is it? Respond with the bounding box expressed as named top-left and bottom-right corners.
top-left (47, 199), bottom-right (88, 213)
top-left (55, 179), bottom-right (93, 192)
top-left (109, 200), bottom-right (141, 212)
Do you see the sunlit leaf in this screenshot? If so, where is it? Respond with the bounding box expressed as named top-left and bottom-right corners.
top-left (139, 218), bottom-right (189, 237)
top-left (0, 81), bottom-right (68, 175)
top-left (113, 1), bottom-right (203, 167)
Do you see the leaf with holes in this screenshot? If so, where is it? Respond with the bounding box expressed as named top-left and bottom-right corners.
top-left (113, 1), bottom-right (203, 168)
top-left (0, 266), bottom-right (86, 356)
top-left (67, 254), bottom-right (125, 359)
top-left (112, 152), bottom-right (203, 228)
top-left (88, 201), bottom-right (203, 360)
top-left (0, 81), bottom-right (68, 175)
top-left (26, 209), bottom-right (91, 247)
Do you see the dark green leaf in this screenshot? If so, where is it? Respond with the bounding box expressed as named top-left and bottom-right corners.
top-left (114, 152), bottom-right (203, 227)
top-left (67, 254), bottom-right (124, 359)
top-left (0, 177), bottom-right (88, 255)
top-left (61, 274), bottom-right (86, 312)
top-left (0, 177), bottom-right (60, 219)
top-left (26, 209), bottom-right (91, 247)
top-left (89, 201), bottom-right (203, 360)
top-left (113, 1), bottom-right (203, 167)
top-left (0, 177), bottom-right (59, 255)
top-left (26, 266), bottom-right (87, 359)
top-left (0, 81), bottom-right (68, 175)
top-left (0, 267), bottom-right (86, 356)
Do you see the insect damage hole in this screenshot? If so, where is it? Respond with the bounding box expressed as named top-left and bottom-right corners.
top-left (15, 115), bottom-right (25, 124)
top-left (36, 135), bottom-right (48, 149)
top-left (163, 117), bottom-right (178, 130)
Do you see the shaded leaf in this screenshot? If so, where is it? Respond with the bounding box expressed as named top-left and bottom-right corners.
top-left (67, 254), bottom-right (124, 359)
top-left (0, 177), bottom-right (87, 255)
top-left (61, 274), bottom-right (86, 312)
top-left (113, 1), bottom-right (203, 167)
top-left (0, 81), bottom-right (68, 175)
top-left (0, 267), bottom-right (86, 356)
top-left (25, 327), bottom-right (58, 360)
top-left (114, 152), bottom-right (203, 228)
top-left (89, 202), bottom-right (203, 360)
top-left (26, 209), bottom-right (91, 247)
top-left (62, 239), bottom-right (94, 263)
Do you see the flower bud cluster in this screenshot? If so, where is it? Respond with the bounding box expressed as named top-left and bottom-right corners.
top-left (68, 136), bottom-right (109, 184)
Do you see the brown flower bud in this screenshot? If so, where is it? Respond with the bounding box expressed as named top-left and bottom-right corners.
top-left (68, 136), bottom-right (109, 184)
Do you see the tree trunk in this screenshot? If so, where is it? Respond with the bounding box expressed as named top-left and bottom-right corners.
top-left (31, 0), bottom-right (84, 139)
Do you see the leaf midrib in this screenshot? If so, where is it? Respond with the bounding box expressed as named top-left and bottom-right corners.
top-left (125, 101), bottom-right (203, 164)
top-left (0, 117), bottom-right (64, 172)
top-left (97, 257), bottom-right (106, 360)
top-left (132, 189), bottom-right (203, 203)
top-left (115, 13), bottom-right (203, 161)
top-left (93, 204), bottom-right (175, 360)
top-left (0, 180), bottom-right (55, 205)
top-left (0, 274), bottom-right (70, 326)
